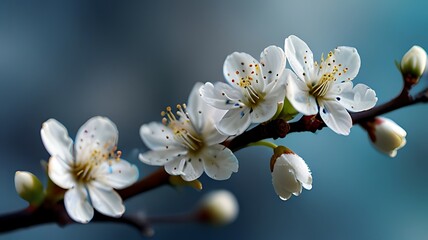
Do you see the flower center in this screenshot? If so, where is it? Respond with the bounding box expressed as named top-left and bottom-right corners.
top-left (162, 105), bottom-right (204, 152)
top-left (308, 51), bottom-right (341, 98)
top-left (238, 75), bottom-right (262, 107)
top-left (72, 149), bottom-right (121, 183)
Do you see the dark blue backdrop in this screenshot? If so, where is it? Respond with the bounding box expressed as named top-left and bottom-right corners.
top-left (1, 0), bottom-right (428, 239)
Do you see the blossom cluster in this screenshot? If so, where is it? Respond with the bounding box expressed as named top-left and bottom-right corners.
top-left (15, 35), bottom-right (422, 225)
top-left (141, 35), bottom-right (378, 200)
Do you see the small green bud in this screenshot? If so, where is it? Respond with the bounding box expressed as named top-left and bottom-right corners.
top-left (400, 45), bottom-right (427, 85)
top-left (14, 171), bottom-right (44, 205)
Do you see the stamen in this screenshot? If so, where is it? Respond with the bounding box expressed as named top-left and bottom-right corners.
top-left (245, 85), bottom-right (260, 104)
top-left (160, 104), bottom-right (203, 152)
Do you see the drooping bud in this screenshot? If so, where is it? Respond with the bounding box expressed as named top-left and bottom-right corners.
top-left (197, 190), bottom-right (239, 225)
top-left (14, 171), bottom-right (44, 205)
top-left (362, 117), bottom-right (407, 158)
top-left (400, 45), bottom-right (427, 85)
top-left (270, 146), bottom-right (312, 201)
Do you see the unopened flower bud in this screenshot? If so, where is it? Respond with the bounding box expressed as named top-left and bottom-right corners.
top-left (271, 146), bottom-right (312, 201)
top-left (197, 190), bottom-right (239, 225)
top-left (400, 45), bottom-right (427, 85)
top-left (14, 171), bottom-right (44, 205)
top-left (363, 117), bottom-right (407, 158)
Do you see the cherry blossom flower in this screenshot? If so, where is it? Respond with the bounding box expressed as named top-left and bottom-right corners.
top-left (284, 35), bottom-right (378, 135)
top-left (200, 46), bottom-right (287, 135)
top-left (41, 117), bottom-right (139, 223)
top-left (271, 146), bottom-right (312, 201)
top-left (139, 83), bottom-right (238, 181)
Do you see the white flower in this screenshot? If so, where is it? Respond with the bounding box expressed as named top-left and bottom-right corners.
top-left (41, 117), bottom-right (139, 223)
top-left (139, 82), bottom-right (238, 181)
top-left (198, 190), bottom-right (239, 225)
top-left (364, 117), bottom-right (407, 157)
top-left (284, 35), bottom-right (378, 135)
top-left (271, 147), bottom-right (312, 201)
top-left (401, 45), bottom-right (427, 79)
top-left (200, 46), bottom-right (287, 135)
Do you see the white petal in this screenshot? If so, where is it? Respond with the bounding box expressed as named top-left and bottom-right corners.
top-left (139, 148), bottom-right (187, 166)
top-left (223, 52), bottom-right (264, 92)
top-left (180, 155), bottom-right (204, 181)
top-left (75, 116), bottom-right (118, 162)
top-left (272, 160), bottom-right (301, 200)
top-left (285, 69), bottom-right (318, 115)
top-left (87, 182), bottom-right (124, 218)
top-left (336, 83), bottom-right (377, 112)
top-left (217, 107), bottom-right (252, 136)
top-left (250, 85), bottom-right (285, 123)
top-left (189, 82), bottom-right (227, 140)
top-left (41, 119), bottom-right (73, 164)
top-left (321, 46), bottom-right (360, 82)
top-left (284, 154), bottom-right (312, 190)
top-left (187, 82), bottom-right (206, 132)
top-left (64, 185), bottom-right (94, 223)
top-left (48, 155), bottom-right (74, 189)
top-left (96, 159), bottom-right (139, 189)
top-left (164, 158), bottom-right (187, 176)
top-left (284, 35), bottom-right (314, 80)
top-left (201, 144), bottom-right (238, 180)
top-left (319, 99), bottom-right (352, 135)
top-left (140, 122), bottom-right (182, 150)
top-left (203, 126), bottom-right (228, 146)
top-left (260, 45), bottom-right (286, 85)
top-left (200, 82), bottom-right (242, 110)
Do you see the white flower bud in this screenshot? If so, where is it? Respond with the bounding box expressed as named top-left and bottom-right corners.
top-left (401, 45), bottom-right (427, 81)
top-left (271, 146), bottom-right (312, 201)
top-left (14, 171), bottom-right (44, 205)
top-left (366, 117), bottom-right (407, 158)
top-left (198, 190), bottom-right (239, 225)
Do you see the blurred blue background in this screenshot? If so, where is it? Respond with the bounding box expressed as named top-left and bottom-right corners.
top-left (1, 0), bottom-right (428, 239)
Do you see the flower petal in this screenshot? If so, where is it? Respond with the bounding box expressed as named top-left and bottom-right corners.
top-left (260, 45), bottom-right (286, 85)
top-left (336, 83), bottom-right (377, 112)
top-left (284, 35), bottom-right (314, 80)
top-left (187, 82), bottom-right (206, 132)
top-left (140, 122), bottom-right (182, 150)
top-left (285, 154), bottom-right (312, 190)
top-left (285, 69), bottom-right (318, 115)
top-left (87, 182), bottom-right (124, 218)
top-left (139, 148), bottom-right (187, 166)
top-left (272, 161), bottom-right (301, 200)
top-left (64, 185), bottom-right (94, 223)
top-left (48, 155), bottom-right (74, 189)
top-left (41, 119), bottom-right (73, 164)
top-left (200, 82), bottom-right (242, 110)
top-left (319, 99), bottom-right (352, 135)
top-left (321, 46), bottom-right (360, 82)
top-left (96, 159), bottom-right (139, 189)
top-left (217, 107), bottom-right (251, 136)
top-left (75, 116), bottom-right (118, 162)
top-left (180, 155), bottom-right (204, 181)
top-left (201, 144), bottom-right (238, 180)
top-left (188, 82), bottom-right (227, 141)
top-left (250, 85), bottom-right (285, 123)
top-left (223, 52), bottom-right (264, 92)
top-left (164, 158), bottom-right (187, 176)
